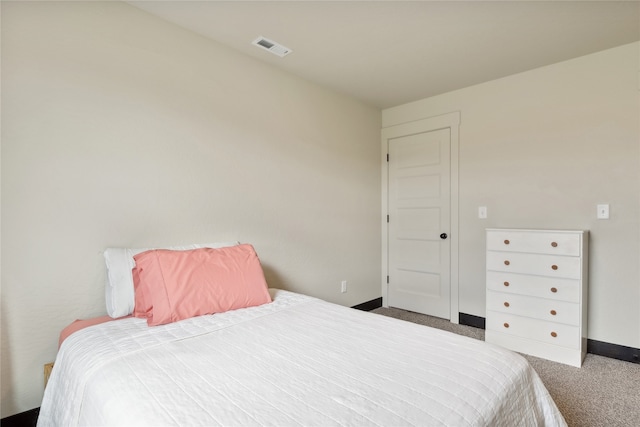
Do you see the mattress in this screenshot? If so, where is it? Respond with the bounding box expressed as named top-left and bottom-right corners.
top-left (38, 289), bottom-right (566, 426)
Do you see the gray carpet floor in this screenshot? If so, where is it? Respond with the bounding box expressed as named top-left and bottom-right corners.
top-left (372, 307), bottom-right (640, 427)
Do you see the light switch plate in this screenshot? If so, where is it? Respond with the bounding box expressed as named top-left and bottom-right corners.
top-left (478, 206), bottom-right (487, 219)
top-left (597, 204), bottom-right (609, 220)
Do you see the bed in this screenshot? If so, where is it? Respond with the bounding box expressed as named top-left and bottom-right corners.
top-left (38, 244), bottom-right (566, 426)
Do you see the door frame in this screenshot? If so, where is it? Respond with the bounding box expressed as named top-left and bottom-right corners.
top-left (381, 111), bottom-right (460, 323)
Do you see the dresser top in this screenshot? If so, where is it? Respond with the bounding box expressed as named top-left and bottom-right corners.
top-left (486, 228), bottom-right (588, 234)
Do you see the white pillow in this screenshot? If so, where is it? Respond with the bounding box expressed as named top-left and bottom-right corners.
top-left (104, 242), bottom-right (240, 318)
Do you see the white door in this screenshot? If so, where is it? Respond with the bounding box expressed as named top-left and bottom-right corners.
top-left (387, 128), bottom-right (451, 319)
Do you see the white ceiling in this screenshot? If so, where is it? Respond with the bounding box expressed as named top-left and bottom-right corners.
top-left (129, 1), bottom-right (640, 109)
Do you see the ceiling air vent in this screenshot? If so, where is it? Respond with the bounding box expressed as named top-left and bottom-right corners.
top-left (252, 36), bottom-right (292, 58)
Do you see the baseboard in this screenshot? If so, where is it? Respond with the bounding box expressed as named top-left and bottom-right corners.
top-left (1, 407), bottom-right (39, 427)
top-left (588, 339), bottom-right (640, 364)
top-left (459, 312), bottom-right (486, 329)
top-left (458, 312), bottom-right (639, 365)
top-left (351, 297), bottom-right (383, 311)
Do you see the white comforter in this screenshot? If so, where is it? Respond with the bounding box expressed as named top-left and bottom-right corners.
top-left (38, 289), bottom-right (566, 426)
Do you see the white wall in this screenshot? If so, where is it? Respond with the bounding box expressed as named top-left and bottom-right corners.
top-left (0, 2), bottom-right (381, 416)
top-left (384, 42), bottom-right (640, 351)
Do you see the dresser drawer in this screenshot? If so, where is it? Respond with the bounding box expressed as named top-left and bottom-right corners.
top-left (487, 290), bottom-right (580, 326)
top-left (486, 311), bottom-right (580, 349)
top-left (487, 251), bottom-right (581, 279)
top-left (486, 271), bottom-right (580, 303)
top-left (487, 230), bottom-right (581, 256)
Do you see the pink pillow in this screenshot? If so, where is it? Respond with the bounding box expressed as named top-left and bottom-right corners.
top-left (132, 244), bottom-right (272, 326)
top-left (132, 266), bottom-right (152, 319)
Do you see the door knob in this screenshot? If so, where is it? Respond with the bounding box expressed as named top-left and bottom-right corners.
top-left (440, 233), bottom-right (448, 239)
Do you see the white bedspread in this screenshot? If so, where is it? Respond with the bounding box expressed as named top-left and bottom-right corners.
top-left (38, 289), bottom-right (566, 426)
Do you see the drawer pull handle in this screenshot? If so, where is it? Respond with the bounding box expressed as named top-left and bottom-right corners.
top-left (551, 331), bottom-right (558, 338)
top-left (550, 310), bottom-right (557, 316)
top-left (550, 287), bottom-right (558, 293)
top-left (504, 260), bottom-right (510, 266)
top-left (551, 241), bottom-right (558, 247)
top-left (503, 323), bottom-right (510, 328)
top-left (503, 281), bottom-right (510, 287)
top-left (504, 239), bottom-right (510, 245)
top-left (551, 264), bottom-right (558, 270)
top-left (504, 302), bottom-right (510, 307)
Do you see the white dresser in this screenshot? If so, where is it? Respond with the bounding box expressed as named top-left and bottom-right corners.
top-left (485, 228), bottom-right (588, 367)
